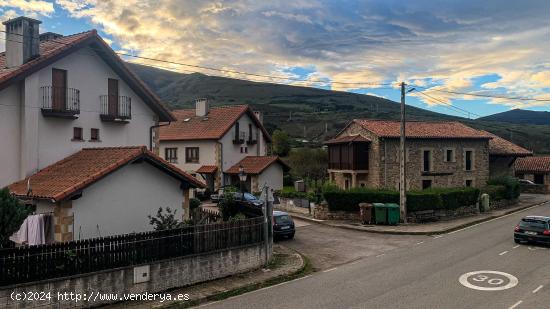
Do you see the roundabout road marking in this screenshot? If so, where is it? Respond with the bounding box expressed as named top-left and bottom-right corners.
top-left (459, 270), bottom-right (518, 291)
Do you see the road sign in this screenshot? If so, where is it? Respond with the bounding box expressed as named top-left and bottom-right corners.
top-left (459, 270), bottom-right (518, 291)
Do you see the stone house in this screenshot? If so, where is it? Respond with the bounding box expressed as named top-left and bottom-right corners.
top-left (326, 119), bottom-right (492, 190)
top-left (515, 156), bottom-right (550, 193)
top-left (483, 131), bottom-right (532, 178)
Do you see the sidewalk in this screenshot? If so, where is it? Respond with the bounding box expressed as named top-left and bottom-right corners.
top-left (289, 194), bottom-right (550, 235)
top-left (104, 244), bottom-right (305, 309)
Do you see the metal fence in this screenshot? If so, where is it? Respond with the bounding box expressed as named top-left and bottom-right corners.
top-left (0, 217), bottom-right (264, 286)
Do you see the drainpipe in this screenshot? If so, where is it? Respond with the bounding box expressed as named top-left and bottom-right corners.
top-left (383, 139), bottom-right (387, 188)
top-left (149, 122), bottom-right (170, 152)
top-left (217, 141), bottom-right (224, 186)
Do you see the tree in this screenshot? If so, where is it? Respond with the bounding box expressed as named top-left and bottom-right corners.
top-left (148, 207), bottom-right (185, 231)
top-left (0, 187), bottom-right (32, 248)
top-left (272, 130), bottom-right (291, 157)
top-left (288, 148), bottom-right (328, 187)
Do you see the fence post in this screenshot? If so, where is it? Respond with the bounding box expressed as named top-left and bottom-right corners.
top-left (262, 185), bottom-right (270, 267)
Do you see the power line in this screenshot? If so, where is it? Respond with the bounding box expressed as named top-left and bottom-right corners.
top-left (0, 30), bottom-right (394, 88)
top-left (412, 89), bottom-right (481, 119)
top-left (410, 84), bottom-right (550, 103)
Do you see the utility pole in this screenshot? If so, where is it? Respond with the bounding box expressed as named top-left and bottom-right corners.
top-left (399, 82), bottom-right (407, 223)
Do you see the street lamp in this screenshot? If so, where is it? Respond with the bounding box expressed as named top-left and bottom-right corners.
top-left (238, 165), bottom-right (247, 194)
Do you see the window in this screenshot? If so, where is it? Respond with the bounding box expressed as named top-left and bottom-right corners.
top-left (445, 148), bottom-right (455, 162)
top-left (185, 147), bottom-right (199, 163)
top-left (464, 150), bottom-right (474, 171)
top-left (165, 148), bottom-right (178, 163)
top-left (465, 180), bottom-right (473, 187)
top-left (240, 146), bottom-right (248, 153)
top-left (422, 180), bottom-right (432, 189)
top-left (422, 150), bottom-right (432, 172)
top-left (72, 127), bottom-right (83, 141)
top-left (90, 128), bottom-right (100, 141)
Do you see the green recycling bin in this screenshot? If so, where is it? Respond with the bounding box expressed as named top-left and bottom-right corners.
top-left (373, 203), bottom-right (387, 224)
top-left (385, 203), bottom-right (400, 225)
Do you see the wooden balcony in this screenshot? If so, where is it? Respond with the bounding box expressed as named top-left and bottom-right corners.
top-left (100, 95), bottom-right (131, 123)
top-left (328, 142), bottom-right (369, 171)
top-left (40, 86), bottom-right (80, 119)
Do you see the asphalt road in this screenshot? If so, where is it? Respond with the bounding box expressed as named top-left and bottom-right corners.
top-left (201, 201), bottom-right (550, 309)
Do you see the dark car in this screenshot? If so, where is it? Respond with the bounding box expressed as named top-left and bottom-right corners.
top-left (232, 192), bottom-right (264, 208)
top-left (514, 216), bottom-right (550, 245)
top-left (518, 179), bottom-right (537, 186)
top-left (273, 211), bottom-right (295, 239)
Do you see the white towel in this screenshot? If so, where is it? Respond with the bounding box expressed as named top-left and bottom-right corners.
top-left (9, 217), bottom-right (29, 244)
top-left (27, 214), bottom-right (46, 246)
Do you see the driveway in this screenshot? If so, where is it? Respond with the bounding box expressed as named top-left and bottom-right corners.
top-left (278, 218), bottom-right (427, 270)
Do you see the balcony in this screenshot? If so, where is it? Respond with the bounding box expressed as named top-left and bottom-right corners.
top-left (100, 95), bottom-right (131, 123)
top-left (233, 132), bottom-right (246, 144)
top-left (246, 138), bottom-right (257, 145)
top-left (40, 86), bottom-right (80, 119)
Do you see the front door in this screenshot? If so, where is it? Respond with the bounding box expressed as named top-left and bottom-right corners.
top-left (108, 78), bottom-right (119, 116)
top-left (52, 69), bottom-right (67, 111)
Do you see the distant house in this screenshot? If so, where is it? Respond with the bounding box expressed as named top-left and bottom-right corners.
top-left (9, 147), bottom-right (203, 241)
top-left (0, 16), bottom-right (202, 242)
top-left (326, 119), bottom-right (492, 190)
top-left (515, 156), bottom-right (550, 188)
top-left (159, 100), bottom-right (286, 191)
top-left (225, 156), bottom-right (290, 192)
top-left (483, 131), bottom-right (532, 177)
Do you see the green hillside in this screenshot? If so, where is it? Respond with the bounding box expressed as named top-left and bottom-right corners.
top-left (129, 63), bottom-right (550, 154)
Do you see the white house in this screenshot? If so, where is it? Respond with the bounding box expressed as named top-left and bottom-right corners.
top-left (1, 16), bottom-right (203, 242)
top-left (159, 100), bottom-right (287, 192)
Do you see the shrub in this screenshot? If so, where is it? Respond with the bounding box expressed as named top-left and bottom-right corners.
top-left (487, 176), bottom-right (520, 200)
top-left (189, 198), bottom-right (201, 210)
top-left (218, 194), bottom-right (239, 221)
top-left (0, 187), bottom-right (33, 247)
top-left (406, 190), bottom-right (442, 212)
top-left (481, 185), bottom-right (507, 201)
top-left (323, 187), bottom-right (399, 212)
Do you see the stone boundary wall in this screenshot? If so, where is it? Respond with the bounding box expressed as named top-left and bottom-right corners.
top-left (275, 197), bottom-right (312, 215)
top-left (314, 202), bottom-right (361, 221)
top-left (521, 184), bottom-right (550, 194)
top-left (2, 244), bottom-right (269, 308)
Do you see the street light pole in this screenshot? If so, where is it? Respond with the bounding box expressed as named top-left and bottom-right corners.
top-left (400, 82), bottom-right (408, 223)
top-left (238, 165), bottom-right (246, 194)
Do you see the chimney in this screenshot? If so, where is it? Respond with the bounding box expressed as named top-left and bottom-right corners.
top-left (3, 16), bottom-right (41, 68)
top-left (253, 111), bottom-right (263, 124)
top-left (195, 98), bottom-right (209, 117)
top-left (39, 32), bottom-right (63, 42)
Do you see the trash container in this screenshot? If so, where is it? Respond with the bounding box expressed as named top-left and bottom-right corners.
top-left (385, 203), bottom-right (400, 225)
top-left (359, 203), bottom-right (373, 225)
top-left (374, 203), bottom-right (387, 224)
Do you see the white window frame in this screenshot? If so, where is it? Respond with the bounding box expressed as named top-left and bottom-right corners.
top-left (444, 147), bottom-right (456, 162)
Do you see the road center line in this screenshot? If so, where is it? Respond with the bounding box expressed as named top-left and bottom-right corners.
top-left (499, 251), bottom-right (509, 256)
top-left (509, 300), bottom-right (523, 309)
top-left (323, 268), bottom-right (337, 273)
top-left (416, 241), bottom-right (425, 245)
top-left (433, 235), bottom-right (444, 239)
top-left (513, 245), bottom-right (520, 249)
top-left (376, 253), bottom-right (385, 257)
top-left (532, 285), bottom-right (543, 293)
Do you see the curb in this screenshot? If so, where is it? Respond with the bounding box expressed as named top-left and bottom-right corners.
top-left (161, 247), bottom-right (310, 308)
top-left (290, 200), bottom-right (550, 236)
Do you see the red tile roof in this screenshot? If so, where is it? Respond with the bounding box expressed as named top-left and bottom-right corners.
top-left (325, 135), bottom-right (371, 145)
top-left (480, 131), bottom-right (532, 156)
top-left (196, 165), bottom-right (218, 174)
top-left (0, 30), bottom-right (174, 121)
top-left (352, 119), bottom-right (491, 139)
top-left (9, 146), bottom-right (204, 202)
top-left (515, 157), bottom-right (550, 173)
top-left (159, 105), bottom-right (271, 142)
top-left (225, 156), bottom-right (290, 175)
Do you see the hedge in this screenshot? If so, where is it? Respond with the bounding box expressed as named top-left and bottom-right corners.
top-left (323, 186), bottom-right (480, 213)
top-left (480, 185), bottom-right (507, 201)
top-left (486, 176), bottom-right (520, 200)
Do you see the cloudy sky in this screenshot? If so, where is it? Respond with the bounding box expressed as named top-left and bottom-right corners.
top-left (2, 0), bottom-right (550, 117)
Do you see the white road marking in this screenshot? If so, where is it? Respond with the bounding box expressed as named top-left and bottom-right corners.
top-left (376, 253), bottom-right (385, 257)
top-left (433, 235), bottom-right (444, 239)
top-left (416, 241), bottom-right (425, 245)
top-left (499, 251), bottom-right (509, 256)
top-left (513, 245), bottom-right (520, 249)
top-left (509, 300), bottom-right (523, 309)
top-left (447, 201), bottom-right (550, 235)
top-left (459, 270), bottom-right (519, 291)
top-left (323, 267), bottom-right (337, 273)
top-left (532, 285), bottom-right (543, 294)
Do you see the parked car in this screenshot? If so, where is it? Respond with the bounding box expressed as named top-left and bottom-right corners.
top-left (273, 211), bottom-right (295, 239)
top-left (514, 216), bottom-right (550, 245)
top-left (518, 179), bottom-right (537, 186)
top-left (231, 192), bottom-right (264, 208)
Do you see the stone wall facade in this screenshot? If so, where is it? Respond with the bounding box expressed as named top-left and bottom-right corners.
top-left (275, 197), bottom-right (312, 215)
top-left (313, 202), bottom-right (360, 221)
top-left (329, 122), bottom-right (490, 191)
top-left (2, 244), bottom-right (268, 308)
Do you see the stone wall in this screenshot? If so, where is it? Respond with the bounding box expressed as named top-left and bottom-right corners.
top-left (329, 122), bottom-right (490, 191)
top-left (520, 184), bottom-right (550, 194)
top-left (275, 197), bottom-right (312, 215)
top-left (313, 202), bottom-right (360, 221)
top-left (2, 244), bottom-right (268, 308)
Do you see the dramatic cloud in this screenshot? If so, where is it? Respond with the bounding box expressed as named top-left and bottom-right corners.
top-left (3, 0), bottom-right (550, 111)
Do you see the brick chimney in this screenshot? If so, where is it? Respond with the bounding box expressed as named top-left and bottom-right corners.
top-left (3, 16), bottom-right (41, 68)
top-left (195, 98), bottom-right (209, 117)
